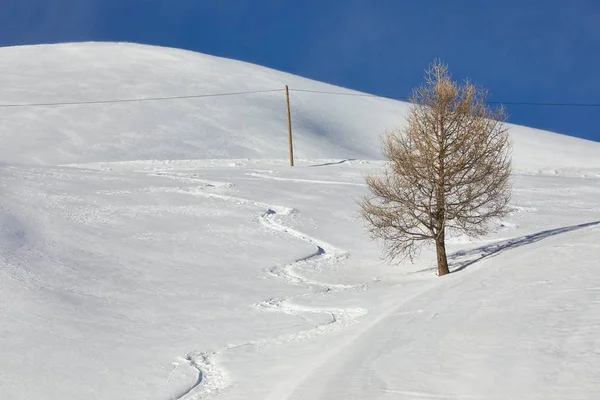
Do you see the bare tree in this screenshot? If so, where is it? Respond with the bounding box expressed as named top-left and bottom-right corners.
top-left (360, 60), bottom-right (512, 276)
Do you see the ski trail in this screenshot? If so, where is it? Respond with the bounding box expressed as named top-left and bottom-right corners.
top-left (259, 208), bottom-right (364, 290)
top-left (149, 172), bottom-right (236, 189)
top-left (247, 172), bottom-right (366, 187)
top-left (177, 187), bottom-right (295, 216)
top-left (255, 207), bottom-right (367, 337)
top-left (159, 175), bottom-right (367, 400)
top-left (173, 352), bottom-right (227, 400)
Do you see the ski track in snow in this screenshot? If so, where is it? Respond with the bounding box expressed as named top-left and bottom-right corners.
top-left (246, 172), bottom-right (367, 187)
top-left (149, 171), bottom-right (368, 400)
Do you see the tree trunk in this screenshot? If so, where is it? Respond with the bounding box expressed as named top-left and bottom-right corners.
top-left (435, 230), bottom-right (450, 276)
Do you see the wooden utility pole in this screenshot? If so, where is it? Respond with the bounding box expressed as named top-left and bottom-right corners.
top-left (285, 85), bottom-right (294, 166)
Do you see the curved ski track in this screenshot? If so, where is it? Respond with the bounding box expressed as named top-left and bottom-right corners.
top-left (156, 173), bottom-right (368, 400)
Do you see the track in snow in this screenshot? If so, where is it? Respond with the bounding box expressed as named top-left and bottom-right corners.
top-left (256, 208), bottom-right (367, 337)
top-left (274, 223), bottom-right (600, 400)
top-left (155, 173), bottom-right (368, 399)
top-left (247, 172), bottom-right (367, 187)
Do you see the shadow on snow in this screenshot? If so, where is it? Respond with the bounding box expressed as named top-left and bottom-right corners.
top-left (309, 159), bottom-right (356, 167)
top-left (449, 220), bottom-right (600, 273)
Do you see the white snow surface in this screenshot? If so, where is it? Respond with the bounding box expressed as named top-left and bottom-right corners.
top-left (2, 42), bottom-right (600, 172)
top-left (1, 42), bottom-right (600, 400)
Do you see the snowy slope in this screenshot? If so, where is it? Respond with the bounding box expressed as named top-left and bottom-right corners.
top-left (0, 42), bottom-right (405, 165)
top-left (1, 42), bottom-right (600, 171)
top-left (1, 42), bottom-right (600, 400)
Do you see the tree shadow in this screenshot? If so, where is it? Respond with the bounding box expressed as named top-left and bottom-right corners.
top-left (309, 159), bottom-right (356, 167)
top-left (450, 220), bottom-right (600, 273)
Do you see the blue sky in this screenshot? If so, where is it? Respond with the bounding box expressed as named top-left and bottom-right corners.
top-left (1, 0), bottom-right (599, 142)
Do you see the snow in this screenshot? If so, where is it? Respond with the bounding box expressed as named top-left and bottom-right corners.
top-left (1, 42), bottom-right (600, 399)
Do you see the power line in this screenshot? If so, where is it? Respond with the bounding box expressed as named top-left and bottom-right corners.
top-left (290, 88), bottom-right (407, 99)
top-left (0, 88), bottom-right (283, 109)
top-left (0, 86), bottom-right (598, 109)
top-left (485, 100), bottom-right (600, 107)
top-left (290, 88), bottom-right (600, 108)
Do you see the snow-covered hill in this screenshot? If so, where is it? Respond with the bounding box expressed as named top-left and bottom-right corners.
top-left (0, 42), bottom-right (406, 165)
top-left (1, 42), bottom-right (600, 172)
top-left (1, 42), bottom-right (600, 400)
